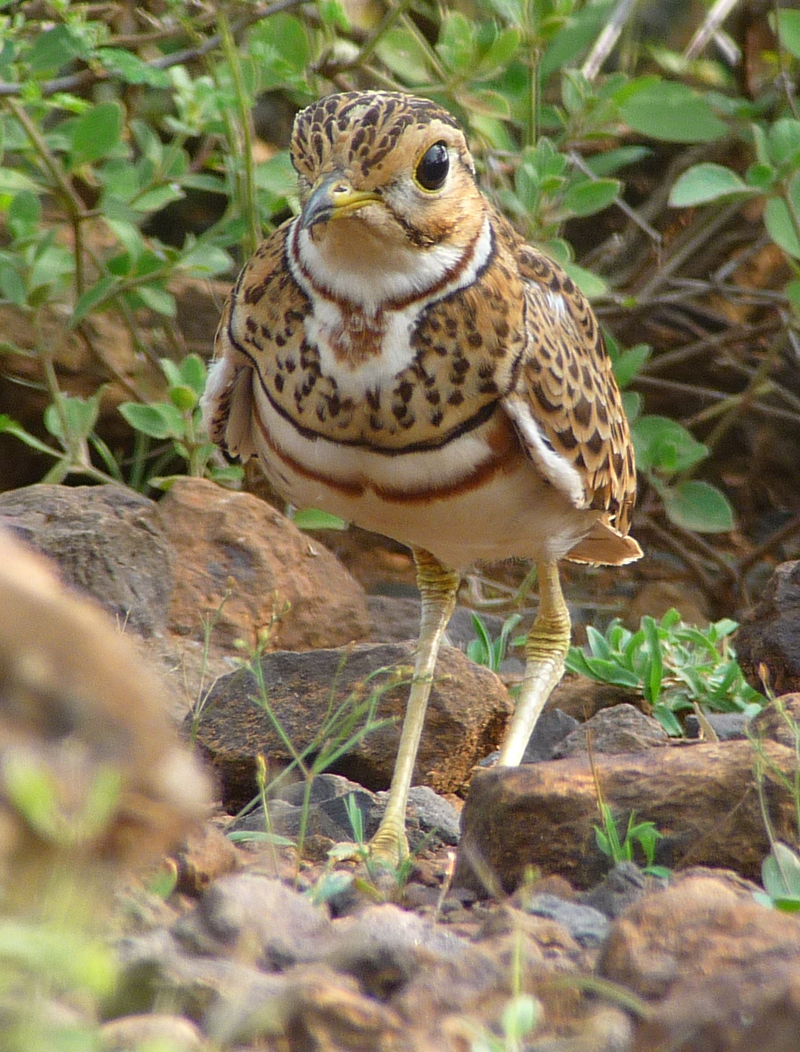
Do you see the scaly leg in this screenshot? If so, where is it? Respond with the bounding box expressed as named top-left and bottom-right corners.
top-left (497, 559), bottom-right (570, 766)
top-left (370, 548), bottom-right (460, 864)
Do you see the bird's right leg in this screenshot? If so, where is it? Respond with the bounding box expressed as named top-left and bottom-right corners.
top-left (369, 547), bottom-right (460, 865)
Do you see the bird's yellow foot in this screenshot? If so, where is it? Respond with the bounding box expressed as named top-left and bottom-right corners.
top-left (368, 823), bottom-right (408, 869)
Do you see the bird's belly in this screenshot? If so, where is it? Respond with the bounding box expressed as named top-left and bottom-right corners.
top-left (250, 389), bottom-right (594, 571)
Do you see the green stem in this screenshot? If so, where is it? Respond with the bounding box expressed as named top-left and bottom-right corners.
top-left (218, 9), bottom-right (260, 259)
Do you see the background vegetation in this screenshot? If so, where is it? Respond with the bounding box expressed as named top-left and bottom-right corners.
top-left (0, 0), bottom-right (798, 610)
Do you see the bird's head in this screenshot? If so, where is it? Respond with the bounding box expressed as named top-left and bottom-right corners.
top-left (290, 91), bottom-right (486, 258)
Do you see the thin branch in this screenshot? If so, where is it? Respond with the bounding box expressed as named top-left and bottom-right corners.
top-left (0, 0), bottom-right (312, 98)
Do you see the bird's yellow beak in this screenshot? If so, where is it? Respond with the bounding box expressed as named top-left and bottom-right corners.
top-left (300, 173), bottom-right (381, 230)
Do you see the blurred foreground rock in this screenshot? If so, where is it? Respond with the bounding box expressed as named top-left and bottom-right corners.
top-left (0, 529), bottom-right (211, 910)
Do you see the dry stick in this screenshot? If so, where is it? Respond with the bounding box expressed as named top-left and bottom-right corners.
top-left (695, 331), bottom-right (787, 461)
top-left (634, 201), bottom-right (745, 304)
top-left (684, 0), bottom-right (744, 62)
top-left (581, 0), bottom-right (643, 81)
top-left (738, 510), bottom-right (800, 575)
top-left (635, 512), bottom-right (729, 593)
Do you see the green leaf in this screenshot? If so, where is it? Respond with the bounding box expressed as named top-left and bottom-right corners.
top-left (563, 178), bottom-right (620, 217)
top-left (617, 78), bottom-right (727, 143)
top-left (763, 843), bottom-right (800, 900)
top-left (119, 401), bottom-right (184, 440)
top-left (775, 9), bottom-right (800, 59)
top-left (765, 182), bottom-right (800, 259)
top-left (95, 48), bottom-right (170, 87)
top-left (611, 343), bottom-right (650, 388)
top-left (561, 262), bottom-right (607, 299)
top-left (437, 11), bottom-right (475, 72)
top-left (68, 103), bottom-right (124, 168)
top-left (375, 27), bottom-right (432, 85)
top-left (768, 118), bottom-right (800, 168)
top-left (26, 24), bottom-right (90, 74)
top-left (660, 480), bottom-right (735, 533)
top-left (632, 415), bottom-right (708, 475)
top-left (291, 508), bottom-right (348, 531)
top-left (44, 393), bottom-right (101, 443)
top-left (133, 284), bottom-right (176, 316)
top-left (71, 275), bottom-right (118, 325)
top-left (669, 163), bottom-right (750, 207)
top-left (0, 414), bottom-right (60, 457)
top-left (0, 168), bottom-right (40, 194)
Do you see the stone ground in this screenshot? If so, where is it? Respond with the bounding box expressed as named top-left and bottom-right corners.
top-left (3, 477), bottom-right (800, 1051)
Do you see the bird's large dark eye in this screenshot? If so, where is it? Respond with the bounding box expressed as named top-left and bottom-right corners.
top-left (415, 141), bottom-right (449, 191)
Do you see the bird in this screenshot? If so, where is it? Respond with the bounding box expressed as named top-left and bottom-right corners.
top-left (202, 90), bottom-right (642, 864)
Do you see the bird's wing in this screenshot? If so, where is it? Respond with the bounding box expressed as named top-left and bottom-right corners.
top-left (497, 218), bottom-right (640, 564)
top-left (202, 221), bottom-right (307, 461)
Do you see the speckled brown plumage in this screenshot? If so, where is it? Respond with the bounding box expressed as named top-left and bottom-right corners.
top-left (204, 91), bottom-right (642, 859)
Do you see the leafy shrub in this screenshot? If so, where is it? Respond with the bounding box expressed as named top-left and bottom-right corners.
top-left (566, 608), bottom-right (765, 735)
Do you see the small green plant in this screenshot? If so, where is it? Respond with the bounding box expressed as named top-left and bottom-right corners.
top-left (594, 802), bottom-right (668, 878)
top-left (567, 608), bottom-right (764, 736)
top-left (467, 612), bottom-right (523, 673)
top-left (470, 993), bottom-right (542, 1052)
top-left (754, 842), bottom-right (800, 913)
top-left (222, 635), bottom-right (398, 866)
top-left (750, 694), bottom-right (800, 912)
top-left (118, 353), bottom-right (243, 491)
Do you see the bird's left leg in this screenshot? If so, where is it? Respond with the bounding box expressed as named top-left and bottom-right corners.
top-left (497, 559), bottom-right (570, 766)
top-left (370, 548), bottom-right (460, 865)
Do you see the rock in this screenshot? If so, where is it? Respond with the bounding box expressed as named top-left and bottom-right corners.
top-left (548, 673), bottom-right (641, 722)
top-left (454, 741), bottom-right (799, 893)
top-left (113, 927), bottom-right (291, 1024)
top-left (0, 483), bottom-right (174, 636)
top-left (552, 703), bottom-right (669, 757)
top-left (323, 903), bottom-right (470, 998)
top-left (404, 785), bottom-right (461, 845)
top-left (599, 873), bottom-right (800, 1052)
top-left (174, 873), bottom-right (332, 968)
top-left (581, 861), bottom-right (663, 919)
top-left (516, 893), bottom-right (610, 948)
top-left (174, 822), bottom-right (243, 897)
top-left (232, 774), bottom-right (461, 854)
top-left (100, 1013), bottom-right (203, 1051)
top-left (737, 560), bottom-right (800, 694)
top-left (684, 711), bottom-right (749, 740)
top-left (749, 694), bottom-right (800, 749)
top-left (156, 477), bottom-right (371, 652)
top-left (190, 642), bottom-right (513, 808)
top-left (0, 529), bottom-right (210, 911)
top-left (522, 707), bottom-right (580, 762)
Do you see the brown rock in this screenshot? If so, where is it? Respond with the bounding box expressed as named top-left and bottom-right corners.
top-left (100, 1013), bottom-right (203, 1051)
top-left (455, 741), bottom-right (798, 893)
top-left (174, 821), bottom-right (243, 896)
top-left (736, 560), bottom-right (800, 694)
top-left (749, 693), bottom-right (800, 749)
top-left (548, 674), bottom-right (641, 722)
top-left (190, 642), bottom-right (513, 808)
top-left (0, 483), bottom-right (174, 637)
top-left (552, 703), bottom-right (669, 757)
top-left (0, 530), bottom-right (210, 909)
top-left (156, 477), bottom-right (371, 651)
top-left (598, 874), bottom-right (800, 1052)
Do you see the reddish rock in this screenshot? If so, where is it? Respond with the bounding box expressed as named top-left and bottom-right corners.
top-left (455, 741), bottom-right (799, 893)
top-left (157, 477), bottom-right (371, 651)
